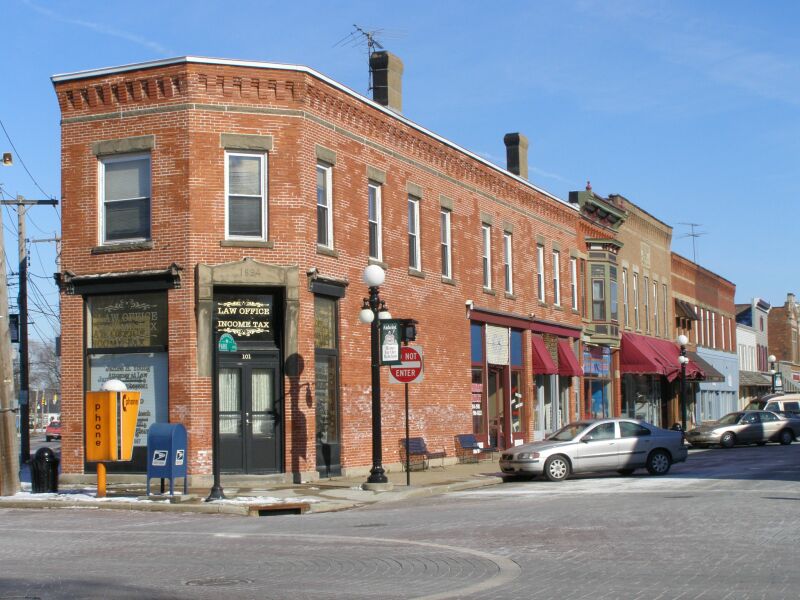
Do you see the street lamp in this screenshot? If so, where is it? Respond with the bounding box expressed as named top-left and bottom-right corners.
top-left (677, 334), bottom-right (689, 433)
top-left (768, 354), bottom-right (777, 393)
top-left (359, 264), bottom-right (390, 488)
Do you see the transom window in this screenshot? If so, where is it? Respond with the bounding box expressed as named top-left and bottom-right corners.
top-left (317, 163), bottom-right (333, 248)
top-left (368, 182), bottom-right (382, 260)
top-left (100, 153), bottom-right (151, 243)
top-left (226, 151), bottom-right (267, 239)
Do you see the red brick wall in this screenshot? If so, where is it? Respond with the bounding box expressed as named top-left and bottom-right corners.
top-left (55, 59), bottom-right (589, 476)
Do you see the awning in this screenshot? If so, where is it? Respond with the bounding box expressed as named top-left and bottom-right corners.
top-left (686, 351), bottom-right (726, 383)
top-left (739, 370), bottom-right (772, 388)
top-left (674, 299), bottom-right (699, 320)
top-left (557, 339), bottom-right (583, 377)
top-left (620, 332), bottom-right (703, 382)
top-left (531, 335), bottom-right (557, 374)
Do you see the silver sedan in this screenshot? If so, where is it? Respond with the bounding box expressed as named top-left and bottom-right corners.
top-left (685, 410), bottom-right (799, 448)
top-left (499, 418), bottom-right (688, 482)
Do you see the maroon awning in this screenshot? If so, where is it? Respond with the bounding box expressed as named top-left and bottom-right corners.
top-left (620, 332), bottom-right (703, 382)
top-left (531, 335), bottom-right (557, 374)
top-left (557, 339), bottom-right (583, 377)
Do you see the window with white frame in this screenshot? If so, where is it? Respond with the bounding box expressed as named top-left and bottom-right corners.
top-left (721, 315), bottom-right (725, 350)
top-left (622, 268), bottom-right (629, 326)
top-left (570, 257), bottom-right (578, 310)
top-left (408, 196), bottom-right (421, 270)
top-left (503, 231), bottom-right (513, 294)
top-left (226, 151), bottom-right (267, 240)
top-left (368, 182), bottom-right (382, 260)
top-left (481, 223), bottom-right (492, 288)
top-left (653, 281), bottom-right (659, 336)
top-left (712, 312), bottom-right (716, 348)
top-left (643, 277), bottom-right (650, 332)
top-left (633, 273), bottom-right (639, 330)
top-left (662, 284), bottom-right (668, 338)
top-left (316, 162), bottom-right (333, 248)
top-left (536, 244), bottom-right (545, 302)
top-left (100, 153), bottom-right (151, 243)
top-left (440, 208), bottom-right (452, 278)
top-left (552, 250), bottom-right (561, 306)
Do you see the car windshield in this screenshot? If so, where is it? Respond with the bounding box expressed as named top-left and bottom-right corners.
top-left (717, 413), bottom-right (743, 425)
top-left (549, 422), bottom-right (593, 441)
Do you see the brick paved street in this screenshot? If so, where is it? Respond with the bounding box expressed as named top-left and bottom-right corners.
top-left (2, 445), bottom-right (799, 599)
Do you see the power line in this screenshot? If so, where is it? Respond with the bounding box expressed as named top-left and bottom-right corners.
top-left (0, 119), bottom-right (55, 200)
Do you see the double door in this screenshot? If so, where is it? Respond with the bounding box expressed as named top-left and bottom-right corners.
top-left (217, 351), bottom-right (281, 473)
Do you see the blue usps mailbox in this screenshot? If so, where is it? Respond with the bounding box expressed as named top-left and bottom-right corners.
top-left (146, 423), bottom-right (188, 496)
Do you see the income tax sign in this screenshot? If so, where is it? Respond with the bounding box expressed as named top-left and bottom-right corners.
top-left (389, 345), bottom-right (424, 384)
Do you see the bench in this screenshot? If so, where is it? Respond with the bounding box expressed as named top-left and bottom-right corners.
top-left (400, 437), bottom-right (446, 471)
top-left (455, 434), bottom-right (496, 463)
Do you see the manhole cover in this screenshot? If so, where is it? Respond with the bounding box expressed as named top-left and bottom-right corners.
top-left (185, 577), bottom-right (254, 587)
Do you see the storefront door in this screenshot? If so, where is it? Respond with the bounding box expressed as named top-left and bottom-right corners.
top-left (217, 351), bottom-right (282, 473)
top-left (488, 367), bottom-right (507, 450)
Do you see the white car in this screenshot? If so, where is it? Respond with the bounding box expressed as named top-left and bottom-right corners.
top-left (499, 418), bottom-right (688, 482)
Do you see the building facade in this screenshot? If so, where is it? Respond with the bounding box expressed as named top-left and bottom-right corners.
top-left (671, 253), bottom-right (738, 424)
top-left (735, 298), bottom-right (772, 403)
top-left (53, 54), bottom-right (611, 485)
top-left (768, 293), bottom-right (800, 392)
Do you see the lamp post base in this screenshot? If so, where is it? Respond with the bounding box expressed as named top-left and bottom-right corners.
top-left (362, 481), bottom-right (394, 492)
top-left (366, 465), bottom-right (388, 485)
top-left (205, 484), bottom-right (226, 502)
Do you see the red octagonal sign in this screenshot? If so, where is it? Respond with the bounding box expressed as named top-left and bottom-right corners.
top-left (389, 345), bottom-right (424, 384)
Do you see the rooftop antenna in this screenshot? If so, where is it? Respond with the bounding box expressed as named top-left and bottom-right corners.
top-left (678, 222), bottom-right (707, 263)
top-left (334, 25), bottom-right (402, 94)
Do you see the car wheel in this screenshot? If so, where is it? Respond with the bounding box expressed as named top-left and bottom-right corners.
top-left (617, 468), bottom-right (635, 476)
top-left (646, 449), bottom-right (671, 476)
top-left (779, 429), bottom-right (793, 445)
top-left (543, 455), bottom-right (570, 482)
top-left (719, 432), bottom-right (736, 448)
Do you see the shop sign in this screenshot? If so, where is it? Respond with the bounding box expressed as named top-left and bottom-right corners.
top-left (218, 333), bottom-right (238, 352)
top-left (89, 294), bottom-right (167, 349)
top-left (214, 294), bottom-right (275, 345)
top-left (380, 320), bottom-right (401, 365)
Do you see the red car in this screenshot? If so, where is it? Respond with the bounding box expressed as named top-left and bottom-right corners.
top-left (45, 421), bottom-right (61, 441)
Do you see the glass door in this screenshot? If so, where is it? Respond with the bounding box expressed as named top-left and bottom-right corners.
top-left (488, 367), bottom-right (506, 450)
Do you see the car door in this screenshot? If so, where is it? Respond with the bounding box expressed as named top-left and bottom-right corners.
top-left (737, 412), bottom-right (760, 444)
top-left (617, 421), bottom-right (653, 469)
top-left (575, 422), bottom-right (618, 472)
top-left (758, 411), bottom-right (782, 441)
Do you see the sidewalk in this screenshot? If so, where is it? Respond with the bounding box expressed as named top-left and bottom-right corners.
top-left (0, 460), bottom-right (505, 516)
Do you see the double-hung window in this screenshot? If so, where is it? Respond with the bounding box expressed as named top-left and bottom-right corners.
top-left (536, 244), bottom-right (545, 302)
top-left (622, 268), bottom-right (629, 326)
top-left (408, 196), bottom-right (421, 270)
top-left (643, 276), bottom-right (650, 333)
top-left (633, 273), bottom-right (640, 330)
top-left (503, 231), bottom-right (513, 294)
top-left (100, 153), bottom-right (151, 244)
top-left (316, 163), bottom-right (333, 248)
top-left (570, 257), bottom-right (578, 310)
top-left (226, 151), bottom-right (267, 240)
top-left (368, 182), bottom-right (382, 260)
top-left (481, 223), bottom-right (492, 289)
top-left (552, 250), bottom-right (561, 306)
top-left (653, 281), bottom-right (659, 336)
top-left (440, 208), bottom-right (452, 278)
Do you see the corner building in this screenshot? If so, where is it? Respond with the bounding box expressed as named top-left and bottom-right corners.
top-left (54, 55), bottom-right (599, 485)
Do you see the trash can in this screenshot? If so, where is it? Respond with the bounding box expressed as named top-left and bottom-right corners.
top-left (31, 447), bottom-right (59, 493)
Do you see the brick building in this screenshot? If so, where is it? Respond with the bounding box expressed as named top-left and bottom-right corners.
top-left (52, 54), bottom-right (612, 485)
top-left (671, 253), bottom-right (737, 424)
top-left (768, 293), bottom-right (800, 392)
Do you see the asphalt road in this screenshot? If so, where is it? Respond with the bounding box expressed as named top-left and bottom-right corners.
top-left (2, 444), bottom-right (800, 600)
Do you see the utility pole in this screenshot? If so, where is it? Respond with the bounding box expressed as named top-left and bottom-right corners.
top-left (0, 197), bottom-right (58, 466)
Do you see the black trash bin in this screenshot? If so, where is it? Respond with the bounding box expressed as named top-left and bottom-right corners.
top-left (31, 447), bottom-right (59, 493)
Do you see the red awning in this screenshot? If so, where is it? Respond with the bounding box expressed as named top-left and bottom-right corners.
top-left (557, 339), bottom-right (583, 377)
top-left (531, 335), bottom-right (557, 374)
top-left (620, 332), bottom-right (703, 382)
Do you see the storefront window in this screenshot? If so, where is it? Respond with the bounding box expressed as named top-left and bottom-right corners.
top-left (583, 346), bottom-right (612, 419)
top-left (622, 374), bottom-right (661, 426)
top-left (314, 296), bottom-right (339, 447)
top-left (86, 292), bottom-right (168, 452)
top-left (472, 369), bottom-right (485, 436)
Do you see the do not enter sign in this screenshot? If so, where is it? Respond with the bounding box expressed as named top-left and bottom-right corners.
top-left (389, 345), bottom-right (424, 384)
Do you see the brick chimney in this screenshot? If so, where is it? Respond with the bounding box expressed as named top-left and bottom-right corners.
top-left (503, 133), bottom-right (529, 180)
top-left (369, 51), bottom-right (403, 113)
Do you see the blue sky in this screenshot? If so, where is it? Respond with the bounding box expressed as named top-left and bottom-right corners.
top-left (2, 0), bottom-right (798, 343)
